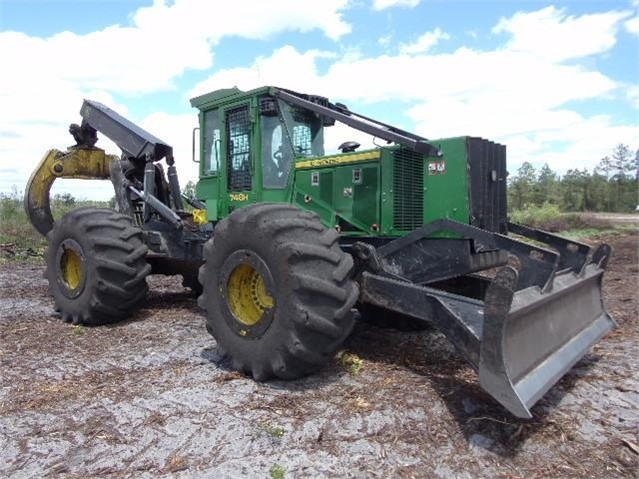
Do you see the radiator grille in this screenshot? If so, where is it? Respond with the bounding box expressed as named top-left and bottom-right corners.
top-left (392, 148), bottom-right (424, 230)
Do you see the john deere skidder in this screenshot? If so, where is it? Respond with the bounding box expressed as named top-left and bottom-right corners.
top-left (25, 86), bottom-right (614, 418)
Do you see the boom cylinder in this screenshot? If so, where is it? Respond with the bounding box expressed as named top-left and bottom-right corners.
top-left (167, 164), bottom-right (184, 211)
top-left (143, 162), bottom-right (156, 222)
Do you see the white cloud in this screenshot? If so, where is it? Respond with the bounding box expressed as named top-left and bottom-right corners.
top-left (373, 0), bottom-right (420, 11)
top-left (189, 46), bottom-right (336, 99)
top-left (0, 0), bottom-right (351, 198)
top-left (493, 6), bottom-right (632, 61)
top-left (626, 84), bottom-right (639, 110)
top-left (190, 6), bottom-right (635, 177)
top-left (399, 28), bottom-right (450, 55)
top-left (1, 3), bottom-right (635, 201)
top-left (133, 0), bottom-right (351, 43)
top-left (378, 34), bottom-right (393, 47)
top-left (625, 16), bottom-right (639, 34)
top-left (0, 0), bottom-right (350, 97)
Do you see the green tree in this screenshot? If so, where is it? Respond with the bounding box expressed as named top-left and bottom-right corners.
top-left (534, 163), bottom-right (560, 205)
top-left (588, 170), bottom-right (608, 211)
top-left (596, 155), bottom-right (613, 180)
top-left (595, 156), bottom-right (613, 210)
top-left (561, 169), bottom-right (590, 211)
top-left (610, 144), bottom-right (636, 212)
top-left (508, 162), bottom-right (537, 210)
top-left (611, 144), bottom-right (632, 180)
top-left (53, 192), bottom-right (76, 207)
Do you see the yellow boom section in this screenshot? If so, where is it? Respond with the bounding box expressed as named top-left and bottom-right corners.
top-left (24, 147), bottom-right (119, 236)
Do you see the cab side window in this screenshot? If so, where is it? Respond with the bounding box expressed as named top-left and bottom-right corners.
top-left (203, 109), bottom-right (220, 176)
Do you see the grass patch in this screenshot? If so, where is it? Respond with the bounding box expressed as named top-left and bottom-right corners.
top-left (338, 351), bottom-right (363, 376)
top-left (72, 325), bottom-right (87, 336)
top-left (560, 226), bottom-right (636, 240)
top-left (259, 422), bottom-right (285, 439)
top-left (269, 464), bottom-right (286, 479)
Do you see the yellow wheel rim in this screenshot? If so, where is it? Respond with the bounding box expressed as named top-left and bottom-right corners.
top-left (60, 247), bottom-right (83, 291)
top-left (227, 264), bottom-right (274, 325)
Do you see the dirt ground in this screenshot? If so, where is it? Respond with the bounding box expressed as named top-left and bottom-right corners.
top-left (1, 231), bottom-right (637, 479)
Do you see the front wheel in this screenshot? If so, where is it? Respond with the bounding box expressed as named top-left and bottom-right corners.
top-left (45, 207), bottom-right (151, 325)
top-left (198, 203), bottom-right (359, 380)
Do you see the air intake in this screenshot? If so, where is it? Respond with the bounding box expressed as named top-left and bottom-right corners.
top-left (392, 148), bottom-right (424, 230)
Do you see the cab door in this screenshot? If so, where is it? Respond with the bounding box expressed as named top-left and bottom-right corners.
top-left (222, 103), bottom-right (257, 214)
top-left (196, 107), bottom-right (222, 220)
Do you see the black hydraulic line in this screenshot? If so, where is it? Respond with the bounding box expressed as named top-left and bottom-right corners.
top-left (183, 195), bottom-right (207, 210)
top-left (129, 186), bottom-right (183, 230)
top-left (273, 89), bottom-right (442, 158)
top-left (167, 164), bottom-right (184, 211)
top-left (142, 162), bottom-right (156, 222)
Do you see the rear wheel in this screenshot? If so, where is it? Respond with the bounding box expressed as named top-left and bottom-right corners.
top-left (198, 203), bottom-right (359, 380)
top-left (45, 207), bottom-right (151, 325)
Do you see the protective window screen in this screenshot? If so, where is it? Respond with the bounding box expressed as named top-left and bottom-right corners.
top-left (292, 125), bottom-right (312, 155)
top-left (226, 106), bottom-right (252, 192)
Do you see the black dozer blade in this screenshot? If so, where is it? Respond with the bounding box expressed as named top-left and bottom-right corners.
top-left (478, 255), bottom-right (613, 418)
top-left (358, 221), bottom-right (615, 418)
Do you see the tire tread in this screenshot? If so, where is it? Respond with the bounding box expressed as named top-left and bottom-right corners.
top-left (199, 203), bottom-right (358, 381)
top-left (45, 207), bottom-right (149, 326)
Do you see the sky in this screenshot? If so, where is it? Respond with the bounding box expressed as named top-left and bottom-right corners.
top-left (0, 0), bottom-right (637, 200)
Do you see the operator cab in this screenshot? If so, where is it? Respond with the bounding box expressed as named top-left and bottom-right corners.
top-left (191, 86), bottom-right (329, 220)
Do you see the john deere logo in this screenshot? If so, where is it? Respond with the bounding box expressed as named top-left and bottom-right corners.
top-left (428, 161), bottom-right (446, 175)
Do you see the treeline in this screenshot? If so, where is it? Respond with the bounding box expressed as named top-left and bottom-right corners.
top-left (508, 144), bottom-right (638, 213)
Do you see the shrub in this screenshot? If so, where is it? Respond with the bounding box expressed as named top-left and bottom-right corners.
top-left (0, 190), bottom-right (43, 249)
top-left (0, 189), bottom-right (111, 258)
top-left (510, 203), bottom-right (613, 232)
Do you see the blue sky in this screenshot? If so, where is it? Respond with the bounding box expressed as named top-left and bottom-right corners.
top-left (1, 0), bottom-right (637, 200)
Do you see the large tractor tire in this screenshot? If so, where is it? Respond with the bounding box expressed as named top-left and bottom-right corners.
top-left (198, 203), bottom-right (359, 380)
top-left (45, 207), bottom-right (151, 326)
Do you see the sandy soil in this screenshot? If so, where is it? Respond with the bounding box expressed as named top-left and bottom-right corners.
top-left (0, 232), bottom-right (637, 478)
